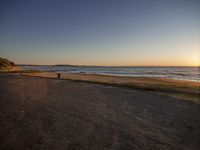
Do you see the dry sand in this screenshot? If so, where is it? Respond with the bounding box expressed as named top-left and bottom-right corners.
top-left (24, 72), bottom-right (200, 102)
top-left (0, 74), bottom-right (200, 149)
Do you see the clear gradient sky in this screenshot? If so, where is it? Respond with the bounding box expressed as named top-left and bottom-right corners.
top-left (0, 0), bottom-right (200, 66)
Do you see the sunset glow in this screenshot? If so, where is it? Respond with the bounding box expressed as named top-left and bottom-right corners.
top-left (0, 0), bottom-right (199, 66)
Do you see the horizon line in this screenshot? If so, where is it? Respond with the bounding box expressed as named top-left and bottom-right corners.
top-left (17, 64), bottom-right (200, 67)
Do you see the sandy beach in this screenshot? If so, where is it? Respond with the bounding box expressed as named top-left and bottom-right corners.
top-left (24, 72), bottom-right (200, 102)
top-left (0, 73), bottom-right (199, 149)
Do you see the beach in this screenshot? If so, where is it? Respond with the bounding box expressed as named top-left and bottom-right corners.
top-left (24, 72), bottom-right (200, 102)
top-left (0, 73), bottom-right (199, 149)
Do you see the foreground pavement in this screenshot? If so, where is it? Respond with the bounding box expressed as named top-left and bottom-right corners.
top-left (0, 74), bottom-right (199, 150)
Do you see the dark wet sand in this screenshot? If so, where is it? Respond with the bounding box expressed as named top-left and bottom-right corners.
top-left (0, 74), bottom-right (199, 150)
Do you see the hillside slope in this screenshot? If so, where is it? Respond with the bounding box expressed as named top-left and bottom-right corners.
top-left (0, 58), bottom-right (19, 72)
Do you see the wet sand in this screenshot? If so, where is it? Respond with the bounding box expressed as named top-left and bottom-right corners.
top-left (0, 74), bottom-right (200, 149)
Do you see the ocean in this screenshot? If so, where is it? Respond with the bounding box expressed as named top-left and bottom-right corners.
top-left (20, 65), bottom-right (200, 82)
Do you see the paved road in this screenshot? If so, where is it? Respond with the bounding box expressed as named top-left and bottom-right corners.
top-left (0, 74), bottom-right (199, 150)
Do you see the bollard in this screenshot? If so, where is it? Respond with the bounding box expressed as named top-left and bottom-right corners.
top-left (20, 72), bottom-right (23, 76)
top-left (57, 73), bottom-right (61, 79)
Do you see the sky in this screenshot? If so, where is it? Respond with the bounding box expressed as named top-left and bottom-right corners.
top-left (0, 0), bottom-right (200, 66)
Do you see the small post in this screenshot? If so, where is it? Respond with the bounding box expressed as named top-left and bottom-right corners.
top-left (57, 73), bottom-right (61, 79)
top-left (20, 72), bottom-right (23, 76)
